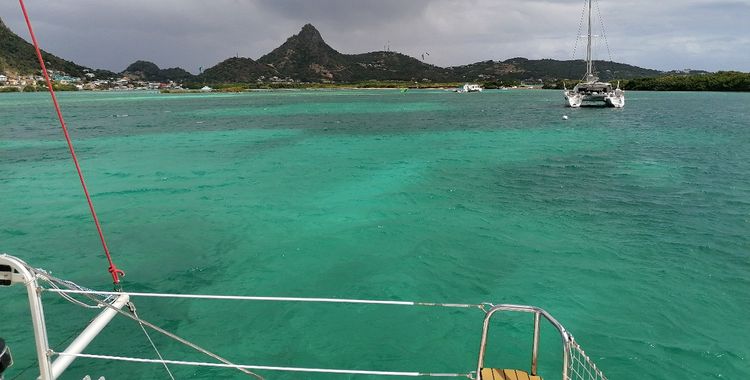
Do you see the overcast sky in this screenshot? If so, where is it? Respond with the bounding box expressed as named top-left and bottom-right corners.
top-left (2, 0), bottom-right (749, 74)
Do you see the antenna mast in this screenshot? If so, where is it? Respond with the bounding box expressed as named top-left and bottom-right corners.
top-left (585, 0), bottom-right (593, 78)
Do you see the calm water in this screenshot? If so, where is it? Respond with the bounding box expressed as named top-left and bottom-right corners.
top-left (1, 89), bottom-right (748, 380)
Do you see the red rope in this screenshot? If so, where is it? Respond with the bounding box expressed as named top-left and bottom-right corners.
top-left (19, 0), bottom-right (124, 285)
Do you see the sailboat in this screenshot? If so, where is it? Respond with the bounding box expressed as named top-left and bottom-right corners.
top-left (564, 0), bottom-right (625, 108)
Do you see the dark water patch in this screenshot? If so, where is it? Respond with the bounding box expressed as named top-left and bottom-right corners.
top-left (0, 228), bottom-right (27, 236)
top-left (93, 187), bottom-right (192, 197)
top-left (102, 171), bottom-right (131, 178)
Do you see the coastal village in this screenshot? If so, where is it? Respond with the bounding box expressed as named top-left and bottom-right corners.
top-left (0, 69), bottom-right (188, 92)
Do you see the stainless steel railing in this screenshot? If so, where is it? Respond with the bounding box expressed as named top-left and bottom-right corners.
top-left (475, 304), bottom-right (574, 380)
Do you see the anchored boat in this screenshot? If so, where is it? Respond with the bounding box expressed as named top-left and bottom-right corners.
top-left (456, 83), bottom-right (483, 93)
top-left (564, 0), bottom-right (625, 108)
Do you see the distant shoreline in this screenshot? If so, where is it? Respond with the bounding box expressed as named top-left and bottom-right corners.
top-left (2, 76), bottom-right (748, 94)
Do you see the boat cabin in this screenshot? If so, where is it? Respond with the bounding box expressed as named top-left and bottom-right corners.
top-left (575, 82), bottom-right (613, 94)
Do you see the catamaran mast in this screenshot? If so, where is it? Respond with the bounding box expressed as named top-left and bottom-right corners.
top-left (585, 0), bottom-right (593, 78)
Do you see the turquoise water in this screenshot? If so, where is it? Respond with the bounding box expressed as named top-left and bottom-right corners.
top-left (1, 89), bottom-right (748, 380)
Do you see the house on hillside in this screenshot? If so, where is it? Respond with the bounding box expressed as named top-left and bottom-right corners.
top-left (0, 74), bottom-right (7, 84)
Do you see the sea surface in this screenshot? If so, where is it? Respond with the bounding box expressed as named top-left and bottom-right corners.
top-left (0, 89), bottom-right (748, 380)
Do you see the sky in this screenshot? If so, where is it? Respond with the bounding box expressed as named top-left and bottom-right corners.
top-left (2, 0), bottom-right (749, 74)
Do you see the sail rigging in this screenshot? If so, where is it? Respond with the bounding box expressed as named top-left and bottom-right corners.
top-left (564, 0), bottom-right (625, 108)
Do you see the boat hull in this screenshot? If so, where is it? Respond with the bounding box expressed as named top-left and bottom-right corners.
top-left (564, 88), bottom-right (625, 108)
top-left (604, 92), bottom-right (625, 108)
top-left (565, 92), bottom-right (583, 107)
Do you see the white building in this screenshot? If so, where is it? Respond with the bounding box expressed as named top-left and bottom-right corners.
top-left (0, 75), bottom-right (7, 84)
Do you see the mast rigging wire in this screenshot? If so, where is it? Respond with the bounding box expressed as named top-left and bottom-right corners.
top-left (572, 0), bottom-right (588, 59)
top-left (18, 0), bottom-right (124, 286)
top-left (128, 302), bottom-right (176, 380)
top-left (594, 0), bottom-right (614, 62)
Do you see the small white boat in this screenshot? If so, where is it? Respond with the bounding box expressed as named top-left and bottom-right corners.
top-left (457, 83), bottom-right (483, 93)
top-left (564, 0), bottom-right (624, 108)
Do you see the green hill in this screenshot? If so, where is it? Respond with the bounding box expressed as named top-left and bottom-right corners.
top-left (257, 24), bottom-right (351, 82)
top-left (207, 24), bottom-right (663, 84)
top-left (253, 24), bottom-right (451, 82)
top-left (347, 51), bottom-right (452, 82)
top-left (449, 57), bottom-right (662, 83)
top-left (623, 71), bottom-right (750, 91)
top-left (199, 57), bottom-right (276, 83)
top-left (0, 17), bottom-right (89, 77)
top-left (122, 60), bottom-right (195, 81)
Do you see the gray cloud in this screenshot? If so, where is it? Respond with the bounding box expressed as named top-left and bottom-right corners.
top-left (1, 0), bottom-right (748, 73)
top-left (255, 0), bottom-right (436, 27)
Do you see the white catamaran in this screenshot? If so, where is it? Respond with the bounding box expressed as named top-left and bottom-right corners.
top-left (564, 0), bottom-right (625, 108)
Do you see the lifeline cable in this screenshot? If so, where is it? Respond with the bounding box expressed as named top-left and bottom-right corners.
top-left (45, 289), bottom-right (487, 310)
top-left (51, 353), bottom-right (473, 378)
top-left (39, 271), bottom-right (479, 378)
top-left (18, 0), bottom-right (124, 286)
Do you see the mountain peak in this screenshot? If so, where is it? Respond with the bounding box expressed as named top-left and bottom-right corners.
top-left (297, 23), bottom-right (323, 43)
top-left (257, 23), bottom-right (346, 81)
top-left (125, 60), bottom-right (160, 74)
